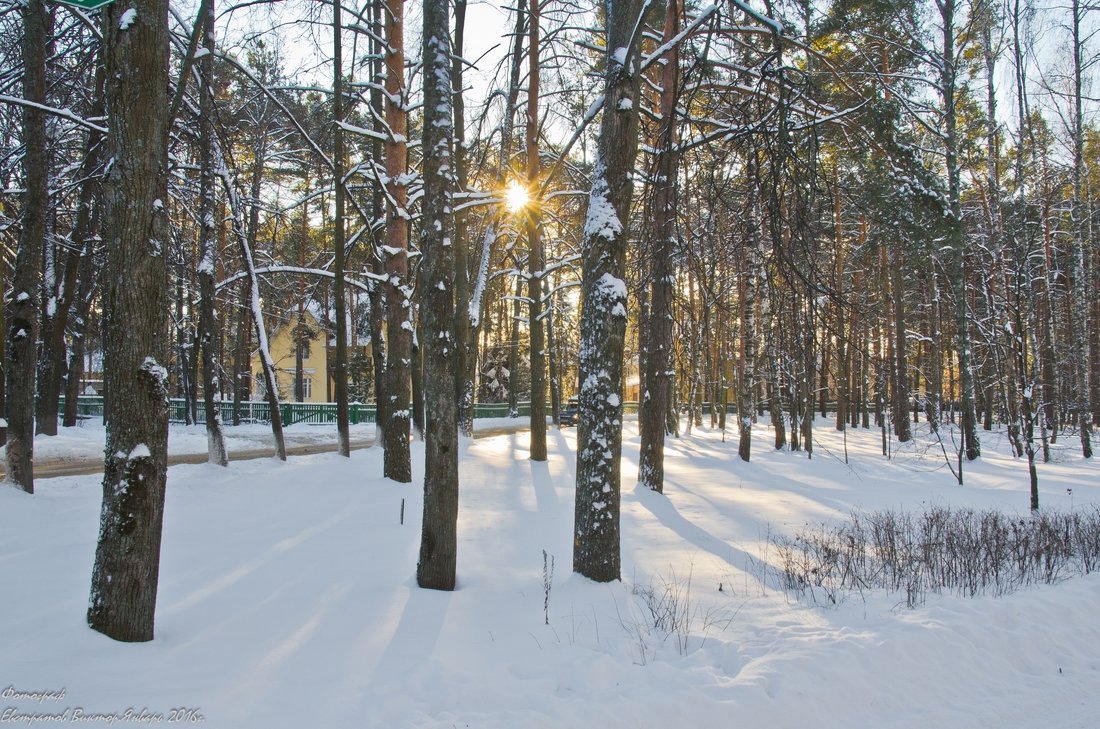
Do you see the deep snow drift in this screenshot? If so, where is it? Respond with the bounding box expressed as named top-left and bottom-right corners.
top-left (2, 417), bottom-right (1098, 728)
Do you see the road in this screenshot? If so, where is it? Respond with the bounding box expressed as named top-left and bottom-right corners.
top-left (3, 423), bottom-right (532, 480)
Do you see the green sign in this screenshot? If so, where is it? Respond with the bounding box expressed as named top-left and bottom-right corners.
top-left (54, 0), bottom-right (117, 10)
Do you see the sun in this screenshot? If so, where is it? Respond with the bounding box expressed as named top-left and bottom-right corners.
top-left (504, 180), bottom-right (530, 213)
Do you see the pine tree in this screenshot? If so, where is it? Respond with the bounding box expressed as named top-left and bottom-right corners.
top-left (573, 0), bottom-right (649, 583)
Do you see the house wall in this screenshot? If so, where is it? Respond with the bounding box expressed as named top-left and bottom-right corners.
top-left (250, 312), bottom-right (331, 403)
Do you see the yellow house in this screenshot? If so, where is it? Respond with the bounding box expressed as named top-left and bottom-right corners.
top-left (250, 309), bottom-right (331, 403)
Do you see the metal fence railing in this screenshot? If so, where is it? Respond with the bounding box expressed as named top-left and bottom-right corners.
top-left (61, 396), bottom-right (645, 425)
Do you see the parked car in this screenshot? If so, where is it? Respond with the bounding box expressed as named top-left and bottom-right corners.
top-left (558, 398), bottom-right (579, 426)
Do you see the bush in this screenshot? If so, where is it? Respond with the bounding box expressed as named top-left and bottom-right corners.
top-left (773, 506), bottom-right (1100, 608)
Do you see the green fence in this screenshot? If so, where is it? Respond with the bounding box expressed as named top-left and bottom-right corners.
top-left (61, 396), bottom-right (644, 425)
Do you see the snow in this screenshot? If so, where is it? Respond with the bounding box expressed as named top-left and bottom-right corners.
top-left (2, 418), bottom-right (1098, 729)
top-left (118, 8), bottom-right (137, 31)
top-left (611, 46), bottom-right (628, 69)
top-left (140, 357), bottom-right (169, 388)
top-left (583, 168), bottom-right (622, 242)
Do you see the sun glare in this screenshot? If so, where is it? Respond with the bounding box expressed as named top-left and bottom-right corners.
top-left (505, 180), bottom-right (530, 213)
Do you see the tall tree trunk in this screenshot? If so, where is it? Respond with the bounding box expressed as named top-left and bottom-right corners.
top-left (547, 280), bottom-right (561, 424)
top-left (451, 0), bottom-right (474, 438)
top-left (1010, 0), bottom-right (1040, 506)
top-left (507, 274), bottom-right (522, 416)
top-left (5, 0), bottom-right (50, 492)
top-left (382, 0), bottom-right (411, 481)
top-left (890, 248), bottom-right (911, 442)
top-left (368, 0), bottom-right (387, 437)
top-left (63, 251), bottom-right (99, 428)
top-left (417, 0), bottom-right (459, 590)
top-left (928, 274), bottom-right (943, 430)
top-left (526, 0), bottom-right (547, 462)
top-left (88, 0), bottom-right (171, 641)
top-left (639, 0), bottom-right (680, 488)
top-left (216, 138), bottom-right (285, 459)
top-left (738, 158), bottom-right (762, 460)
top-left (573, 0), bottom-right (648, 583)
top-left (198, 0), bottom-right (228, 466)
top-left (40, 55), bottom-right (104, 437)
top-left (1069, 0), bottom-right (1093, 457)
top-left (232, 279), bottom-right (250, 425)
top-left (764, 281), bottom-right (786, 449)
top-left (738, 214), bottom-right (761, 461)
top-left (941, 0), bottom-right (981, 460)
top-left (833, 175), bottom-right (848, 432)
top-left (333, 0), bottom-right (351, 456)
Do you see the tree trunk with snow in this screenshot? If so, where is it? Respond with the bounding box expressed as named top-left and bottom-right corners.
top-left (416, 2), bottom-right (459, 590)
top-left (382, 0), bottom-right (411, 482)
top-left (889, 248), bottom-right (911, 444)
top-left (368, 0), bottom-right (387, 439)
top-left (5, 0), bottom-right (50, 492)
top-left (37, 55), bottom-right (100, 438)
top-left (573, 0), bottom-right (648, 583)
top-left (526, 0), bottom-right (547, 462)
top-left (333, 0), bottom-right (351, 457)
top-left (451, 0), bottom-right (474, 439)
top-left (1069, 0), bottom-right (1093, 458)
top-left (198, 0), bottom-right (228, 466)
top-left (87, 0), bottom-right (171, 642)
top-left (216, 137), bottom-right (285, 460)
top-left (63, 253), bottom-right (99, 428)
top-left (638, 0), bottom-right (679, 491)
top-left (939, 0), bottom-right (980, 460)
top-left (738, 190), bottom-right (762, 462)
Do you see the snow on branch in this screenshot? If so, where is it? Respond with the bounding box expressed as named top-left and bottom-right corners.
top-left (0, 95), bottom-right (107, 134)
top-left (217, 265), bottom-right (374, 294)
top-left (726, 0), bottom-right (782, 36)
top-left (638, 4), bottom-right (720, 74)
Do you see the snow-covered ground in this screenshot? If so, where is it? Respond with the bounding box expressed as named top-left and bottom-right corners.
top-left (27, 417), bottom-right (524, 463)
top-left (2, 417), bottom-right (1098, 728)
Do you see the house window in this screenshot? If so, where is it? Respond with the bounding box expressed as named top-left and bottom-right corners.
top-left (302, 376), bottom-right (312, 400)
top-left (301, 337), bottom-right (311, 359)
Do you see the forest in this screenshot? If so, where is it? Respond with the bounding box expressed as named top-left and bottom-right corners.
top-left (0, 0), bottom-right (1097, 640)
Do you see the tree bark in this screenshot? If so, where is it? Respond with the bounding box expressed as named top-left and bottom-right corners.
top-left (88, 0), bottom-right (171, 641)
top-left (639, 0), bottom-right (680, 488)
top-left (333, 0), bottom-right (351, 456)
top-left (739, 188), bottom-right (761, 461)
top-left (37, 55), bottom-right (100, 437)
top-left (451, 0), bottom-right (474, 438)
top-left (382, 0), bottom-right (411, 481)
top-left (198, 0), bottom-right (228, 466)
top-left (416, 0), bottom-right (459, 590)
top-left (5, 0), bottom-right (50, 492)
top-left (1069, 0), bottom-right (1093, 458)
top-left (890, 248), bottom-right (911, 443)
top-left (573, 0), bottom-right (648, 582)
top-left (526, 0), bottom-right (547, 462)
top-left (940, 0), bottom-right (980, 460)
